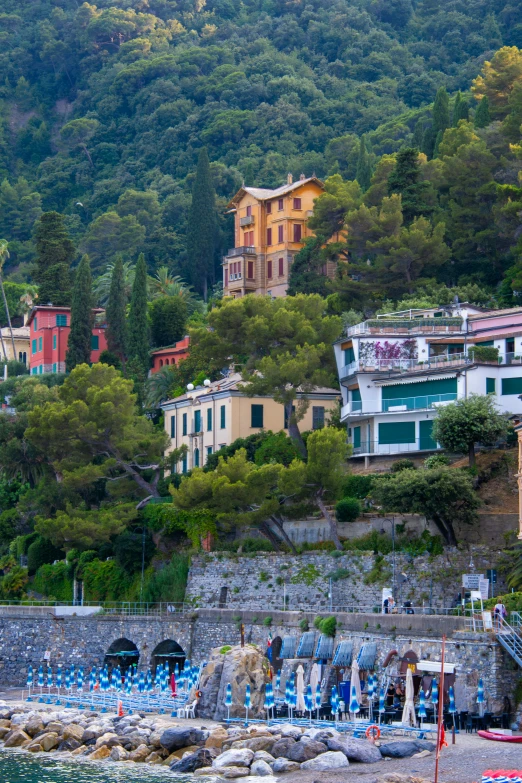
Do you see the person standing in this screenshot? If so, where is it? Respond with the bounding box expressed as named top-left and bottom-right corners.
top-left (493, 600), bottom-right (507, 631)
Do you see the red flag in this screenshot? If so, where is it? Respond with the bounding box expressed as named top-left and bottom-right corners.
top-left (171, 672), bottom-right (177, 696)
top-left (439, 725), bottom-right (448, 751)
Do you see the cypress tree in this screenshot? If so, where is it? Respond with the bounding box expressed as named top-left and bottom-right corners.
top-left (474, 96), bottom-right (491, 128)
top-left (186, 148), bottom-right (217, 301)
top-left (106, 254), bottom-right (127, 367)
top-left (433, 129), bottom-right (444, 158)
top-left (34, 212), bottom-right (74, 306)
top-left (433, 86), bottom-right (450, 135)
top-left (452, 92), bottom-right (470, 126)
top-left (355, 135), bottom-right (372, 191)
top-left (421, 126), bottom-right (436, 159)
top-left (127, 253), bottom-right (149, 375)
top-left (387, 147), bottom-right (432, 224)
top-left (412, 120), bottom-right (425, 149)
top-left (65, 255), bottom-right (93, 372)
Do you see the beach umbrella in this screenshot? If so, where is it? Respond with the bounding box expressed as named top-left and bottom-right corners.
top-left (244, 684), bottom-right (251, 725)
top-left (225, 683), bottom-right (232, 722)
top-left (418, 689), bottom-right (427, 723)
top-left (275, 670), bottom-right (281, 695)
top-left (268, 682), bottom-right (275, 720)
top-left (170, 672), bottom-right (176, 696)
top-left (401, 667), bottom-right (416, 727)
top-left (309, 662), bottom-right (320, 696)
top-left (350, 659), bottom-right (362, 706)
top-left (349, 684), bottom-right (360, 718)
top-left (448, 685), bottom-right (457, 727)
top-left (296, 664), bottom-right (306, 713)
top-left (264, 683), bottom-right (272, 716)
top-left (125, 672), bottom-right (133, 695)
top-left (138, 671), bottom-right (145, 694)
top-left (305, 684), bottom-right (313, 720)
top-left (65, 670), bottom-right (71, 692)
top-left (378, 687), bottom-right (386, 725)
top-left (431, 678), bottom-right (438, 709)
top-left (330, 686), bottom-right (340, 721)
top-left (315, 683), bottom-right (321, 721)
top-left (89, 668), bottom-right (96, 692)
top-left (477, 678), bottom-right (485, 717)
top-left (37, 665), bottom-right (44, 700)
top-left (77, 667), bottom-right (84, 692)
top-left (155, 665), bottom-right (162, 689)
top-left (46, 666), bottom-right (53, 690)
top-left (26, 665), bottom-right (33, 699)
top-left (146, 669), bottom-right (153, 693)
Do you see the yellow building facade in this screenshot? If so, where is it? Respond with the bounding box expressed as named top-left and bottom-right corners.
top-left (223, 174), bottom-right (328, 298)
top-left (161, 373), bottom-right (340, 472)
top-left (1, 326), bottom-right (30, 366)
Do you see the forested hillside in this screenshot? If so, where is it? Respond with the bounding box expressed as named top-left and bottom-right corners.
top-left (0, 0), bottom-right (518, 292)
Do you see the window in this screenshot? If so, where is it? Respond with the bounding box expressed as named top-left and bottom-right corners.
top-left (247, 261), bottom-right (254, 279)
top-left (284, 404), bottom-right (296, 429)
top-left (293, 197), bottom-right (302, 210)
top-left (206, 446), bottom-right (213, 457)
top-left (486, 377), bottom-right (496, 394)
top-left (312, 406), bottom-right (325, 430)
top-left (251, 404), bottom-right (264, 428)
top-left (38, 337), bottom-right (42, 352)
top-left (32, 367), bottom-right (37, 375)
top-left (267, 228), bottom-right (272, 245)
top-left (220, 404), bottom-right (226, 429)
top-left (246, 205), bottom-right (252, 217)
top-left (182, 412), bottom-right (188, 436)
top-left (32, 339), bottom-right (37, 353)
top-left (171, 415), bottom-right (176, 438)
top-left (182, 455), bottom-right (188, 473)
top-left (207, 408), bottom-right (212, 431)
top-left (39, 365), bottom-right (43, 374)
top-left (278, 257), bottom-right (284, 276)
top-left (278, 198), bottom-right (284, 210)
top-left (56, 314), bottom-right (67, 326)
top-left (353, 426), bottom-right (361, 448)
top-left (266, 201), bottom-right (272, 214)
top-left (267, 260), bottom-right (273, 279)
top-left (194, 409), bottom-right (201, 432)
top-left (53, 335), bottom-right (57, 350)
top-left (278, 224), bottom-right (284, 243)
top-left (52, 363), bottom-right (57, 373)
top-left (34, 318), bottom-right (37, 331)
top-left (378, 422), bottom-right (416, 445)
top-left (194, 448), bottom-right (200, 468)
top-left (293, 223), bottom-right (302, 242)
top-left (502, 377), bottom-right (522, 395)
top-left (344, 347), bottom-right (355, 365)
top-left (248, 230), bottom-right (254, 245)
top-left (91, 335), bottom-right (99, 351)
top-left (22, 352), bottom-right (27, 364)
top-left (225, 268), bottom-right (228, 287)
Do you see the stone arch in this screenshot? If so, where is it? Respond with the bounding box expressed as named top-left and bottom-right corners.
top-left (165, 358), bottom-right (170, 365)
top-left (151, 639), bottom-right (186, 676)
top-left (160, 359), bottom-right (164, 367)
top-left (105, 638), bottom-right (139, 673)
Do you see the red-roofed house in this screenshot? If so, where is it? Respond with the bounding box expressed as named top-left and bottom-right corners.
top-left (151, 336), bottom-right (190, 374)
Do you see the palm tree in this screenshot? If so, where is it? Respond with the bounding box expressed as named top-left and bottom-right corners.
top-left (94, 259), bottom-right (135, 306)
top-left (145, 365), bottom-right (179, 408)
top-left (0, 240), bottom-right (15, 361)
top-left (148, 267), bottom-right (203, 314)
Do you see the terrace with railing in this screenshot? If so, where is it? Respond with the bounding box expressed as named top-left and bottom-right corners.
top-left (340, 350), bottom-right (522, 380)
top-left (342, 392), bottom-right (461, 418)
top-left (346, 316), bottom-right (463, 337)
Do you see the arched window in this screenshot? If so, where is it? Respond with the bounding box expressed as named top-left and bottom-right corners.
top-left (194, 448), bottom-right (200, 468)
top-left (159, 359), bottom-right (163, 367)
top-left (165, 358), bottom-right (169, 365)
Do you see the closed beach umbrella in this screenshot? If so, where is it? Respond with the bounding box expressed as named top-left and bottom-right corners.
top-left (315, 683), bottom-right (321, 720)
top-left (26, 665), bottom-right (33, 689)
top-left (77, 667), bottom-right (84, 692)
top-left (350, 659), bottom-right (362, 705)
top-left (47, 667), bottom-right (53, 689)
top-left (379, 687), bottom-right (386, 714)
top-left (264, 683), bottom-right (271, 714)
top-left (309, 662), bottom-right (320, 695)
top-left (305, 684), bottom-right (313, 716)
top-left (225, 683), bottom-right (232, 721)
top-left (330, 686), bottom-right (340, 720)
top-left (244, 684), bottom-right (251, 724)
top-left (477, 678), bottom-right (485, 717)
top-left (349, 684), bottom-right (360, 716)
top-left (275, 670), bottom-right (281, 695)
top-left (401, 667), bottom-right (416, 727)
top-left (296, 664), bottom-right (306, 713)
top-left (138, 671), bottom-right (145, 694)
top-left (56, 665), bottom-right (62, 689)
top-left (431, 678), bottom-right (438, 709)
top-left (448, 686), bottom-right (456, 714)
top-left (65, 670), bottom-right (71, 692)
top-left (38, 665), bottom-right (44, 689)
top-left (418, 689), bottom-right (427, 721)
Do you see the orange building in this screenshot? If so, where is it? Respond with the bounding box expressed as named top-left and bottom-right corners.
top-left (151, 336), bottom-right (190, 374)
top-left (223, 174), bottom-right (326, 298)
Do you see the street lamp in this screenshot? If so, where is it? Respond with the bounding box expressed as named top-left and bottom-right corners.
top-left (379, 517), bottom-right (396, 599)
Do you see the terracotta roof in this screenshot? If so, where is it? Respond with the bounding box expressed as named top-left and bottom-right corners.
top-left (468, 306), bottom-right (522, 320)
top-left (227, 177), bottom-right (323, 208)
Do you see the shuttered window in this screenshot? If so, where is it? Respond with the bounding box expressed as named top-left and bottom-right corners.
top-left (220, 405), bottom-right (226, 429)
top-left (56, 314), bottom-right (67, 326)
top-left (194, 448), bottom-right (200, 468)
top-left (194, 410), bottom-right (201, 432)
top-left (266, 201), bottom-right (272, 214)
top-left (278, 198), bottom-right (284, 210)
top-left (293, 197), bottom-right (302, 209)
top-left (170, 416), bottom-right (176, 438)
top-left (378, 422), bottom-right (416, 445)
top-left (382, 378), bottom-right (457, 400)
top-left (501, 377), bottom-right (522, 395)
top-left (207, 408), bottom-right (212, 431)
top-left (32, 339), bottom-right (37, 353)
top-left (486, 377), bottom-right (496, 394)
top-left (182, 413), bottom-right (187, 436)
top-left (53, 335), bottom-right (57, 349)
top-left (247, 261), bottom-right (254, 279)
top-left (38, 337), bottom-right (42, 351)
top-left (419, 419), bottom-right (437, 450)
top-left (293, 224), bottom-right (302, 242)
top-left (267, 260), bottom-right (272, 279)
top-left (91, 335), bottom-right (99, 350)
top-left (353, 426), bottom-right (361, 448)
top-left (267, 228), bottom-right (272, 245)
top-left (312, 406), bottom-right (325, 429)
top-left (278, 225), bottom-right (283, 242)
top-left (251, 404), bottom-right (264, 428)
top-left (278, 257), bottom-right (284, 276)
top-left (344, 347), bottom-right (355, 365)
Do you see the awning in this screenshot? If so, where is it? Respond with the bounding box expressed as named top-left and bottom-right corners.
top-left (374, 374), bottom-right (457, 387)
top-left (332, 640), bottom-right (353, 667)
top-left (297, 631), bottom-right (316, 657)
top-left (356, 642), bottom-right (377, 670)
top-left (417, 659), bottom-right (456, 674)
top-left (314, 634), bottom-right (334, 659)
top-left (280, 636), bottom-right (297, 659)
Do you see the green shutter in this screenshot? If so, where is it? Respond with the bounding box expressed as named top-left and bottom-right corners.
top-left (91, 335), bottom-right (99, 351)
top-left (56, 314), bottom-right (67, 326)
top-left (220, 404), bottom-right (226, 429)
top-left (251, 404), bottom-right (264, 428)
top-left (382, 378), bottom-right (457, 400)
top-left (486, 377), bottom-right (496, 394)
top-left (53, 335), bottom-right (56, 349)
top-left (353, 426), bottom-right (361, 448)
top-left (38, 337), bottom-right (42, 351)
top-left (501, 377), bottom-right (522, 395)
top-left (378, 422), bottom-right (416, 445)
top-left (344, 347), bottom-right (355, 365)
top-left (207, 408), bottom-right (212, 431)
top-left (476, 340), bottom-right (494, 347)
top-left (32, 339), bottom-right (37, 353)
top-left (194, 410), bottom-right (201, 432)
top-left (182, 412), bottom-right (187, 435)
top-left (351, 388), bottom-right (361, 401)
top-left (419, 419), bottom-right (437, 450)
top-left (170, 416), bottom-right (176, 438)
top-left (194, 448), bottom-right (200, 468)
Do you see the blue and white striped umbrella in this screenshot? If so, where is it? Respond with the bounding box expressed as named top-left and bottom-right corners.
top-left (77, 667), bottom-right (84, 692)
top-left (448, 685), bottom-right (456, 714)
top-left (138, 671), bottom-right (145, 694)
top-left (264, 683), bottom-right (272, 713)
top-left (305, 684), bottom-right (313, 715)
top-left (330, 686), bottom-right (339, 718)
top-left (146, 669), bottom-right (153, 693)
top-left (69, 664), bottom-right (75, 687)
top-left (431, 678), bottom-right (438, 708)
top-left (89, 668), bottom-right (96, 692)
top-left (155, 665), bottom-right (162, 688)
top-left (477, 678), bottom-right (485, 716)
top-left (367, 674), bottom-right (375, 699)
top-left (349, 684), bottom-right (360, 715)
top-left (418, 689), bottom-right (427, 719)
top-left (46, 667), bottom-right (53, 689)
top-left (56, 665), bottom-right (62, 689)
top-left (315, 684), bottom-right (321, 716)
top-left (244, 684), bottom-right (251, 724)
top-left (379, 687), bottom-right (386, 713)
top-left (65, 670), bottom-right (71, 691)
top-left (225, 683), bottom-right (232, 708)
top-left (275, 670), bottom-right (281, 694)
top-left (26, 665), bottom-right (33, 688)
top-left (38, 665), bottom-right (44, 688)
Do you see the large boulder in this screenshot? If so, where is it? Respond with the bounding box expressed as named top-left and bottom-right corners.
top-left (170, 747), bottom-right (218, 773)
top-left (198, 644), bottom-right (268, 721)
top-left (4, 730), bottom-right (31, 747)
top-left (232, 736), bottom-right (274, 752)
top-left (301, 750), bottom-right (350, 770)
top-left (24, 716), bottom-right (45, 737)
top-left (218, 767), bottom-right (249, 779)
top-left (271, 737), bottom-right (296, 757)
top-left (39, 733), bottom-right (61, 752)
top-left (160, 726), bottom-right (206, 752)
top-left (212, 748), bottom-right (254, 768)
top-left (287, 739), bottom-right (327, 762)
top-left (327, 736), bottom-right (382, 763)
top-left (62, 724), bottom-right (84, 743)
top-left (250, 759), bottom-right (273, 776)
top-left (272, 757), bottom-right (300, 773)
top-left (380, 740), bottom-right (435, 758)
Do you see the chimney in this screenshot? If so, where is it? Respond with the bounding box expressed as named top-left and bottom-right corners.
top-left (300, 173), bottom-right (305, 181)
top-left (287, 173), bottom-right (293, 185)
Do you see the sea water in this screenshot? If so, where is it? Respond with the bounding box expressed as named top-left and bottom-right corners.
top-left (0, 750), bottom-right (220, 782)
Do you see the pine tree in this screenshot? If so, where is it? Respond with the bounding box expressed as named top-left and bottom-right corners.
top-left (355, 135), bottom-right (372, 191)
top-left (421, 126), bottom-right (436, 159)
top-left (186, 148), bottom-right (217, 301)
top-left (127, 253), bottom-right (149, 375)
top-left (106, 254), bottom-right (127, 367)
top-left (387, 148), bottom-right (432, 224)
top-left (433, 86), bottom-right (450, 135)
top-left (412, 120), bottom-right (425, 149)
top-left (452, 92), bottom-right (470, 126)
top-left (65, 255), bottom-right (93, 372)
top-left (474, 96), bottom-right (491, 128)
top-left (34, 212), bottom-right (75, 306)
top-left (433, 129), bottom-right (444, 157)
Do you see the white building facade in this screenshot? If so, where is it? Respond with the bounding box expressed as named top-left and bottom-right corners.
top-left (334, 305), bottom-right (522, 460)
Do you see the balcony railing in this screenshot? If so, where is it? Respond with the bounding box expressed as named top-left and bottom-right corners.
top-left (239, 215), bottom-right (255, 226)
top-left (226, 246), bottom-right (256, 258)
top-left (346, 317), bottom-right (463, 337)
top-left (342, 392), bottom-right (460, 418)
top-left (340, 350), bottom-right (522, 380)
top-left (351, 439), bottom-right (441, 456)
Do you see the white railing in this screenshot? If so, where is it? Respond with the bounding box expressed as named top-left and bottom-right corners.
top-left (342, 393), bottom-right (461, 418)
top-left (340, 353), bottom-right (469, 378)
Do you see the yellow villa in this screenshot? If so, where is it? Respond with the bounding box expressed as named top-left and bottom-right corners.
top-left (223, 174), bottom-right (331, 298)
top-left (161, 373), bottom-right (340, 472)
top-left (1, 326), bottom-right (30, 366)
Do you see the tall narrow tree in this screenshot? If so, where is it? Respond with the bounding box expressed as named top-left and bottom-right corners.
top-left (127, 253), bottom-right (149, 375)
top-left (105, 255), bottom-right (127, 368)
top-left (474, 96), bottom-right (491, 128)
top-left (387, 148), bottom-right (432, 224)
top-left (186, 148), bottom-right (217, 301)
top-left (0, 239), bottom-right (15, 359)
top-left (433, 86), bottom-right (450, 136)
top-left (66, 255), bottom-right (94, 372)
top-left (34, 212), bottom-right (74, 306)
top-left (355, 135), bottom-right (372, 191)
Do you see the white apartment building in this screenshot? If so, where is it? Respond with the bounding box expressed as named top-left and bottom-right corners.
top-left (334, 305), bottom-right (522, 462)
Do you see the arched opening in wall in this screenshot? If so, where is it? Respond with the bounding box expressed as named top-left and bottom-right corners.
top-left (151, 639), bottom-right (186, 676)
top-left (400, 649), bottom-right (421, 696)
top-left (267, 635), bottom-right (283, 672)
top-left (104, 638), bottom-right (139, 674)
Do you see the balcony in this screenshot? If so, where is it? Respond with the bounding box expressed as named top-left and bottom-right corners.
top-left (340, 352), bottom-right (469, 379)
top-left (226, 246), bottom-right (256, 258)
top-left (346, 317), bottom-right (463, 337)
top-left (239, 215), bottom-right (255, 226)
top-left (341, 392), bottom-right (461, 418)
top-left (351, 439), bottom-right (442, 457)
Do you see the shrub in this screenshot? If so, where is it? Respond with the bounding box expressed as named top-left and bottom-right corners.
top-left (27, 536), bottom-right (63, 575)
top-left (82, 559), bottom-right (132, 602)
top-left (11, 532), bottom-right (38, 559)
top-left (468, 345), bottom-right (499, 363)
top-left (424, 453), bottom-right (450, 468)
top-left (263, 616), bottom-right (272, 626)
top-left (299, 618), bottom-right (309, 632)
top-left (240, 538), bottom-right (274, 553)
top-left (329, 567), bottom-right (351, 582)
top-left (335, 497), bottom-right (361, 523)
top-left (0, 565), bottom-right (28, 599)
top-left (113, 530), bottom-right (155, 573)
top-left (342, 474), bottom-right (374, 499)
top-left (314, 615), bottom-right (337, 636)
top-left (33, 561), bottom-right (73, 601)
top-left (220, 645), bottom-right (232, 654)
top-left (254, 430), bottom-right (302, 467)
top-left (390, 459), bottom-right (416, 472)
top-left (141, 552), bottom-right (189, 603)
top-left (0, 509), bottom-right (20, 545)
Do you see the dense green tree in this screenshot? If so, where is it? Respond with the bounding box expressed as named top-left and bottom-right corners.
top-left (452, 92), bottom-right (469, 126)
top-left (127, 254), bottom-right (149, 375)
top-left (33, 212), bottom-right (74, 306)
top-left (433, 87), bottom-right (450, 136)
top-left (387, 148), bottom-right (432, 224)
top-left (65, 255), bottom-right (94, 373)
top-left (474, 96), bottom-right (491, 128)
top-left (286, 237), bottom-right (331, 296)
top-left (355, 135), bottom-right (372, 191)
top-left (186, 148), bottom-right (217, 301)
top-left (149, 296), bottom-right (188, 348)
top-left (105, 255), bottom-right (127, 367)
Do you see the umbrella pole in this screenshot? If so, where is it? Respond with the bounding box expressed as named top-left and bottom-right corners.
top-left (434, 634), bottom-right (446, 783)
